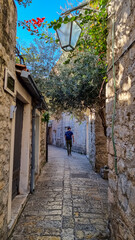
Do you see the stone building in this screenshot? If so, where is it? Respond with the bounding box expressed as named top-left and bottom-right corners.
top-left (107, 1), bottom-right (135, 239)
top-left (49, 111), bottom-right (108, 174)
top-left (0, 1), bottom-right (47, 239)
top-left (49, 113), bottom-right (86, 154)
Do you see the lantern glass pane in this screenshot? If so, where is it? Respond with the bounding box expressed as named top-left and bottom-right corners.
top-left (71, 21), bottom-right (81, 48)
top-left (57, 22), bottom-right (71, 47)
top-left (63, 46), bottom-right (73, 51)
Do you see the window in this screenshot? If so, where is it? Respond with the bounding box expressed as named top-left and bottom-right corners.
top-left (4, 68), bottom-right (15, 96)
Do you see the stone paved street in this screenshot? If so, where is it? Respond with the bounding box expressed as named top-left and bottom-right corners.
top-left (10, 146), bottom-right (109, 240)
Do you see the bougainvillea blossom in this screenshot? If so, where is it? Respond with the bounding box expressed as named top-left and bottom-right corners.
top-left (20, 17), bottom-right (46, 35)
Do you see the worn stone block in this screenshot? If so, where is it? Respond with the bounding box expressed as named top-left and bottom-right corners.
top-left (117, 159), bottom-right (125, 173)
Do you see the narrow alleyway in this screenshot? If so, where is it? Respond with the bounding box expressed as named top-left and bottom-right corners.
top-left (10, 146), bottom-right (109, 240)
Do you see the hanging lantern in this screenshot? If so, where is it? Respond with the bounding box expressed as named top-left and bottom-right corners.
top-left (56, 19), bottom-right (82, 52)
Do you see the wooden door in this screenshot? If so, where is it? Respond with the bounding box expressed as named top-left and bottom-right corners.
top-left (12, 99), bottom-right (24, 199)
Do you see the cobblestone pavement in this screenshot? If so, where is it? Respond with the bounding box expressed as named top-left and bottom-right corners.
top-left (10, 146), bottom-right (109, 240)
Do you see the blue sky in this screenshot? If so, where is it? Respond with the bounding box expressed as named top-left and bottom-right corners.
top-left (16, 0), bottom-right (82, 45)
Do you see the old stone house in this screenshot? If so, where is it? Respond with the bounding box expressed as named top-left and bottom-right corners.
top-left (0, 0), bottom-right (47, 239)
top-left (107, 0), bottom-right (135, 239)
top-left (49, 113), bottom-right (87, 154)
top-left (49, 111), bottom-right (108, 174)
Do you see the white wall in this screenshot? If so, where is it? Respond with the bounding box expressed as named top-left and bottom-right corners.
top-left (50, 113), bottom-right (87, 154)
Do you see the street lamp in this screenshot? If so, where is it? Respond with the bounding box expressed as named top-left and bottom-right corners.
top-left (55, 1), bottom-right (99, 52)
top-left (56, 19), bottom-right (82, 52)
top-left (55, 2), bottom-right (89, 52)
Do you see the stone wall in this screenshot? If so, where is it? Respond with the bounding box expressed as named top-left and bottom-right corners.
top-left (95, 110), bottom-right (108, 173)
top-left (39, 120), bottom-right (47, 171)
top-left (0, 0), bottom-right (17, 239)
top-left (107, 1), bottom-right (135, 239)
top-left (51, 116), bottom-right (64, 148)
top-left (87, 111), bottom-right (96, 168)
top-left (87, 110), bottom-right (107, 173)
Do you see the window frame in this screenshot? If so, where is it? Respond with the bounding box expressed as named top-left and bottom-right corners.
top-left (4, 68), bottom-right (16, 97)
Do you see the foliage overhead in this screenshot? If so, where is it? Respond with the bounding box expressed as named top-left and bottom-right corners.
top-left (19, 0), bottom-right (108, 62)
top-left (18, 34), bottom-right (61, 91)
top-left (49, 0), bottom-right (108, 63)
top-left (45, 49), bottom-right (106, 118)
top-left (21, 41), bottom-right (106, 119)
top-left (15, 0), bottom-right (32, 7)
top-left (16, 0), bottom-right (108, 119)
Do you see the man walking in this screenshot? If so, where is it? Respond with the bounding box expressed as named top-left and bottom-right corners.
top-left (65, 126), bottom-right (74, 156)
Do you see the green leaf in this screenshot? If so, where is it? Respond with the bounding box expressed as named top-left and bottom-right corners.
top-left (63, 59), bottom-right (70, 64)
top-left (64, 16), bottom-right (69, 22)
top-left (59, 17), bottom-right (63, 23)
top-left (57, 23), bottom-right (61, 29)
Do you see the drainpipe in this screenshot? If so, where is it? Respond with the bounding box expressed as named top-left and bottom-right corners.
top-left (30, 107), bottom-right (36, 193)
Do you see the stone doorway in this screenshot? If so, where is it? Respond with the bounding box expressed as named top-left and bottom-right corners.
top-left (12, 99), bottom-right (24, 199)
